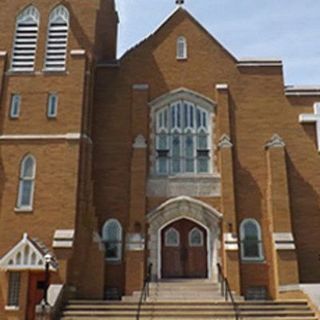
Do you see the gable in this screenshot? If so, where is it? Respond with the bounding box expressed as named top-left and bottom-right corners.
top-left (0, 233), bottom-right (57, 271)
top-left (121, 7), bottom-right (236, 64)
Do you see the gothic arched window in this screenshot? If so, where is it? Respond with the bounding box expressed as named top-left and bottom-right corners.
top-left (188, 227), bottom-right (204, 247)
top-left (17, 155), bottom-right (36, 209)
top-left (240, 219), bottom-right (264, 261)
top-left (11, 6), bottom-right (40, 71)
top-left (177, 36), bottom-right (187, 59)
top-left (165, 228), bottom-right (180, 247)
top-left (155, 100), bottom-right (211, 174)
top-left (102, 219), bottom-right (122, 261)
top-left (45, 5), bottom-right (69, 71)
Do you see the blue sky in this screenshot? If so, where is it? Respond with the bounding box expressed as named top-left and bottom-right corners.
top-left (115, 0), bottom-right (320, 86)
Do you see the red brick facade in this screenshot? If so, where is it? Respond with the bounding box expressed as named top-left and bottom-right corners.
top-left (0, 2), bottom-right (319, 319)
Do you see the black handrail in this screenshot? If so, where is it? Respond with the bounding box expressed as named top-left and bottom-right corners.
top-left (217, 263), bottom-right (240, 320)
top-left (136, 263), bottom-right (153, 320)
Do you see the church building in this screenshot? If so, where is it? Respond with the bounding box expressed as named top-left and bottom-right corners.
top-left (0, 0), bottom-right (319, 319)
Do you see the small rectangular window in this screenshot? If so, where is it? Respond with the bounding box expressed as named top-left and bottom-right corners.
top-left (47, 93), bottom-right (58, 118)
top-left (10, 94), bottom-right (21, 118)
top-left (7, 272), bottom-right (20, 307)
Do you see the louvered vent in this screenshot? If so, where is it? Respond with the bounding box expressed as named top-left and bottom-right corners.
top-left (45, 6), bottom-right (69, 71)
top-left (11, 6), bottom-right (40, 72)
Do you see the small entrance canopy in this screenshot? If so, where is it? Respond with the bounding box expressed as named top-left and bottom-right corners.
top-left (0, 233), bottom-right (57, 271)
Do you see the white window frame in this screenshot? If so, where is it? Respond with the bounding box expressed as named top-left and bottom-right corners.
top-left (164, 227), bottom-right (180, 247)
top-left (102, 219), bottom-right (123, 262)
top-left (7, 272), bottom-right (20, 308)
top-left (47, 93), bottom-right (58, 118)
top-left (188, 227), bottom-right (204, 247)
top-left (11, 6), bottom-right (40, 72)
top-left (10, 94), bottom-right (21, 119)
top-left (240, 218), bottom-right (264, 262)
top-left (16, 155), bottom-right (36, 211)
top-left (44, 5), bottom-right (69, 72)
top-left (177, 36), bottom-right (187, 60)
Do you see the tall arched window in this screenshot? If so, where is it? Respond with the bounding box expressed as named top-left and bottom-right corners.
top-left (155, 100), bottom-right (211, 174)
top-left (17, 155), bottom-right (36, 209)
top-left (102, 219), bottom-right (122, 261)
top-left (176, 36), bottom-right (187, 60)
top-left (45, 5), bottom-right (69, 71)
top-left (11, 6), bottom-right (40, 71)
top-left (240, 219), bottom-right (264, 261)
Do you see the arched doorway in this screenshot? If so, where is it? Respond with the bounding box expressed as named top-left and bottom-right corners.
top-left (147, 196), bottom-right (222, 281)
top-left (161, 218), bottom-right (207, 278)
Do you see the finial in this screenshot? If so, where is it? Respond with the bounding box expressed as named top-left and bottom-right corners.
top-left (176, 0), bottom-right (184, 6)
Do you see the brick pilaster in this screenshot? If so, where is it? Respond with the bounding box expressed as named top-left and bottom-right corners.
top-left (125, 84), bottom-right (149, 295)
top-left (216, 84), bottom-right (240, 294)
top-left (266, 134), bottom-right (299, 297)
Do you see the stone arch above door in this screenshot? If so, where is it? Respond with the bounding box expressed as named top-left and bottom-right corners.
top-left (147, 196), bottom-right (222, 280)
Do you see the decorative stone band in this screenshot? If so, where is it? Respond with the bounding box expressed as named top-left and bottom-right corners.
top-left (0, 51), bottom-right (7, 57)
top-left (53, 229), bottom-right (75, 249)
top-left (133, 134), bottom-right (147, 149)
top-left (0, 133), bottom-right (92, 143)
top-left (265, 134), bottom-right (285, 149)
top-left (223, 233), bottom-right (239, 251)
top-left (132, 84), bottom-right (149, 91)
top-left (216, 83), bottom-right (228, 90)
top-left (286, 86), bottom-right (320, 97)
top-left (273, 232), bottom-right (296, 250)
top-left (218, 134), bottom-right (233, 149)
top-left (70, 49), bottom-right (86, 57)
top-left (126, 233), bottom-right (145, 251)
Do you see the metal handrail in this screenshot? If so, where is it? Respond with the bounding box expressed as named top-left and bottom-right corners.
top-left (136, 263), bottom-right (153, 320)
top-left (217, 263), bottom-right (240, 320)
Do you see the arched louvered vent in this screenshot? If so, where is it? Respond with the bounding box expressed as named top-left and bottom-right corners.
top-left (11, 6), bottom-right (40, 71)
top-left (45, 5), bottom-right (69, 71)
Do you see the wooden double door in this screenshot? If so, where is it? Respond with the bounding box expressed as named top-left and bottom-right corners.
top-left (161, 219), bottom-right (207, 278)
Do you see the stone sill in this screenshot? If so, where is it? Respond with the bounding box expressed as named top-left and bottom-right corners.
top-left (14, 207), bottom-right (33, 213)
top-left (5, 306), bottom-right (19, 311)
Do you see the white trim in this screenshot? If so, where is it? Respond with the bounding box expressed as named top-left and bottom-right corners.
top-left (216, 84), bottom-right (228, 90)
top-left (237, 58), bottom-right (282, 67)
top-left (273, 232), bottom-right (296, 250)
top-left (265, 134), bottom-right (285, 149)
top-left (0, 133), bottom-right (91, 141)
top-left (299, 103), bottom-right (320, 151)
top-left (218, 134), bottom-right (233, 149)
top-left (240, 218), bottom-right (264, 262)
top-left (223, 233), bottom-right (239, 251)
top-left (286, 86), bottom-right (320, 96)
top-left (0, 233), bottom-right (56, 271)
top-left (133, 134), bottom-right (147, 149)
top-left (53, 229), bottom-right (74, 249)
top-left (70, 49), bottom-right (86, 56)
top-left (0, 51), bottom-right (7, 57)
top-left (5, 306), bottom-right (20, 311)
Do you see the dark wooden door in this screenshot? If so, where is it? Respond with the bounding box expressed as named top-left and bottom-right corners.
top-left (27, 272), bottom-right (45, 320)
top-left (161, 219), bottom-right (207, 278)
